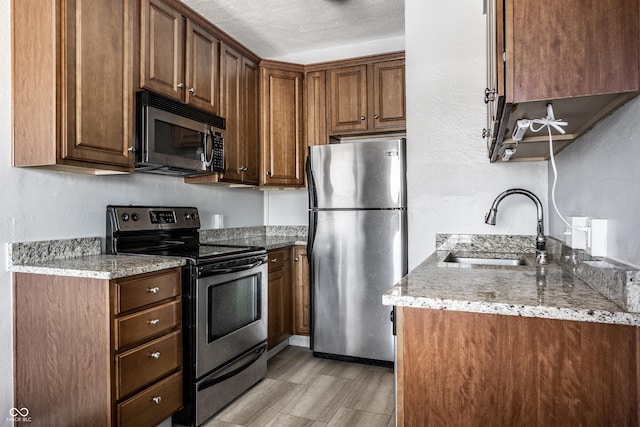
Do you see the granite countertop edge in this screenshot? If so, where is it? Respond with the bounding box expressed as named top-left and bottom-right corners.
top-left (9, 253), bottom-right (186, 279)
top-left (382, 294), bottom-right (640, 326)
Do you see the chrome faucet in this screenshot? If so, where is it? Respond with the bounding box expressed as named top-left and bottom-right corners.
top-left (484, 188), bottom-right (548, 264)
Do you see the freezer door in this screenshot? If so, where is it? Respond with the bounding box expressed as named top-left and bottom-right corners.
top-left (308, 138), bottom-right (406, 209)
top-left (311, 209), bottom-right (407, 362)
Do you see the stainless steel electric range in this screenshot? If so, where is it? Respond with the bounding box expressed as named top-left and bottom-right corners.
top-left (106, 206), bottom-right (268, 426)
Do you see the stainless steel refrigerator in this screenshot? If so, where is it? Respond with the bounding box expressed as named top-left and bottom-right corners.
top-left (306, 136), bottom-right (407, 363)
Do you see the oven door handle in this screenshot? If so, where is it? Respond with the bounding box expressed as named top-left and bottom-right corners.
top-left (197, 343), bottom-right (267, 392)
top-left (200, 260), bottom-right (264, 276)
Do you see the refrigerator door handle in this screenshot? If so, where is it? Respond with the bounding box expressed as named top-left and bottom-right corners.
top-left (306, 154), bottom-right (318, 261)
top-left (306, 155), bottom-right (317, 209)
top-left (307, 210), bottom-right (317, 261)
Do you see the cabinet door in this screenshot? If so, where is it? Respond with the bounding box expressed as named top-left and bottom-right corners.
top-left (260, 67), bottom-right (305, 187)
top-left (141, 0), bottom-right (185, 101)
top-left (370, 60), bottom-right (406, 131)
top-left (241, 57), bottom-right (260, 184)
top-left (305, 70), bottom-right (328, 147)
top-left (293, 247), bottom-right (310, 336)
top-left (185, 19), bottom-right (219, 114)
top-left (219, 44), bottom-right (243, 182)
top-left (510, 0), bottom-right (639, 103)
top-left (328, 65), bottom-right (368, 134)
top-left (61, 0), bottom-right (134, 167)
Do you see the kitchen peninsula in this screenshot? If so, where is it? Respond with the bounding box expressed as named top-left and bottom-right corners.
top-left (384, 234), bottom-right (640, 426)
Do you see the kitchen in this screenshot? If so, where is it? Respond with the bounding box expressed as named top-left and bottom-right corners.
top-left (2, 0), bottom-right (640, 426)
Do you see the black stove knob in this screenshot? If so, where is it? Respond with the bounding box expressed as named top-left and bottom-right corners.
top-left (131, 213), bottom-right (140, 221)
top-left (121, 213), bottom-right (130, 221)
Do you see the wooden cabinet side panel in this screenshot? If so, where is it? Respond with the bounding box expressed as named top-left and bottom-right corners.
top-left (304, 70), bottom-right (328, 147)
top-left (370, 60), bottom-right (406, 131)
top-left (185, 19), bottom-right (219, 114)
top-left (141, 0), bottom-right (185, 100)
top-left (328, 65), bottom-right (368, 134)
top-left (62, 0), bottom-right (134, 167)
top-left (241, 57), bottom-right (260, 184)
top-left (12, 0), bottom-right (58, 167)
top-left (511, 0), bottom-right (640, 102)
top-left (13, 273), bottom-right (112, 427)
top-left (292, 246), bottom-right (310, 336)
top-left (220, 44), bottom-right (243, 183)
top-left (400, 308), bottom-right (638, 426)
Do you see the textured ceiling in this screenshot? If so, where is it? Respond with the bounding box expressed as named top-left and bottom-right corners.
top-left (182, 0), bottom-right (405, 61)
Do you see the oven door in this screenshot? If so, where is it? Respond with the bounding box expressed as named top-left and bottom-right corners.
top-left (196, 260), bottom-right (268, 378)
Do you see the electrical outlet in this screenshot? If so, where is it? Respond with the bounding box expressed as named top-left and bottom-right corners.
top-left (587, 218), bottom-right (607, 257)
top-left (565, 216), bottom-right (588, 249)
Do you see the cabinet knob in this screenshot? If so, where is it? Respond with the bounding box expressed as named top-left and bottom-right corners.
top-left (266, 171), bottom-right (272, 177)
top-left (239, 166), bottom-right (248, 172)
top-left (150, 351), bottom-right (161, 359)
top-left (360, 116), bottom-right (366, 121)
top-left (374, 114), bottom-right (379, 119)
top-left (147, 286), bottom-right (160, 294)
top-left (127, 146), bottom-right (136, 152)
top-left (177, 82), bottom-right (184, 89)
top-left (189, 87), bottom-right (196, 94)
top-left (294, 257), bottom-right (299, 262)
top-left (152, 396), bottom-right (162, 405)
top-left (271, 258), bottom-right (278, 263)
top-left (149, 319), bottom-right (160, 326)
top-left (484, 87), bottom-right (496, 104)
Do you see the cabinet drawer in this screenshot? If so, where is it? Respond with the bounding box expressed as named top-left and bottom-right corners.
top-left (116, 268), bottom-right (181, 313)
top-left (116, 330), bottom-right (182, 399)
top-left (118, 370), bottom-right (183, 427)
top-left (115, 300), bottom-right (181, 350)
top-left (268, 250), bottom-right (285, 271)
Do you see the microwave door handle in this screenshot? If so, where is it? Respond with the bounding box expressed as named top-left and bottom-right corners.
top-left (202, 128), bottom-right (213, 167)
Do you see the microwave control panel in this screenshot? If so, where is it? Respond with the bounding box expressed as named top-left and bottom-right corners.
top-left (211, 130), bottom-right (225, 173)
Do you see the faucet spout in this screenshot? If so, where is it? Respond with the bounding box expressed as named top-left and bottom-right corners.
top-left (484, 188), bottom-right (547, 264)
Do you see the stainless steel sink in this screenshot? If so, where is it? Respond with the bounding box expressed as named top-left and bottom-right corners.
top-left (443, 254), bottom-right (528, 267)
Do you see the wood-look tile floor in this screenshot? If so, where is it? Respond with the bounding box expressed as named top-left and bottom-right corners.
top-left (204, 346), bottom-right (395, 427)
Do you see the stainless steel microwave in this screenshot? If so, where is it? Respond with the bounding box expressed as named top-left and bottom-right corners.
top-left (135, 90), bottom-right (225, 176)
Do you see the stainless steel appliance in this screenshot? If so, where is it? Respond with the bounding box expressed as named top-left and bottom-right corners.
top-left (135, 90), bottom-right (225, 176)
top-left (306, 136), bottom-right (408, 364)
top-left (106, 206), bottom-right (267, 427)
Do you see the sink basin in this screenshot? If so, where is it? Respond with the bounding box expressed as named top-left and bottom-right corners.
top-left (443, 254), bottom-right (528, 267)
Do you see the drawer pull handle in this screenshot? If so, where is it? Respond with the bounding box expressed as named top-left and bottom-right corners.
top-left (152, 396), bottom-right (162, 404)
top-left (150, 351), bottom-right (161, 359)
top-left (147, 287), bottom-right (160, 294)
top-left (149, 319), bottom-right (160, 326)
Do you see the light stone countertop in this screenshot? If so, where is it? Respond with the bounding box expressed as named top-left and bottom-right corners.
top-left (212, 236), bottom-right (307, 251)
top-left (8, 237), bottom-right (186, 279)
top-left (383, 249), bottom-right (640, 326)
top-left (10, 254), bottom-right (186, 279)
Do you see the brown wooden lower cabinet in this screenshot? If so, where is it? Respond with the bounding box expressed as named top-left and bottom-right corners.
top-left (293, 246), bottom-right (310, 336)
top-left (396, 307), bottom-right (639, 426)
top-left (13, 268), bottom-right (183, 427)
top-left (267, 248), bottom-right (293, 349)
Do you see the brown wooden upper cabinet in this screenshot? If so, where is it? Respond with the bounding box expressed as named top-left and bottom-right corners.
top-left (141, 0), bottom-right (219, 114)
top-left (220, 44), bottom-right (260, 185)
top-left (260, 62), bottom-right (306, 187)
top-left (305, 71), bottom-right (329, 147)
top-left (328, 58), bottom-right (406, 135)
top-left (12, 0), bottom-right (135, 173)
top-left (485, 0), bottom-right (640, 162)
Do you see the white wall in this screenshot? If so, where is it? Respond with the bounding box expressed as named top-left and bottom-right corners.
top-left (548, 97), bottom-right (640, 268)
top-left (404, 0), bottom-right (548, 269)
top-left (264, 190), bottom-right (308, 226)
top-left (0, 0), bottom-right (264, 422)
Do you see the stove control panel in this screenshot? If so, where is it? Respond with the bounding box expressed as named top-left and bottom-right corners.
top-left (107, 206), bottom-right (201, 232)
